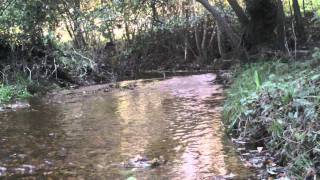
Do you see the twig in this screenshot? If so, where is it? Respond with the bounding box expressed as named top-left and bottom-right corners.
top-left (49, 58), bottom-right (58, 80)
top-left (24, 66), bottom-right (32, 81)
top-left (72, 48), bottom-right (96, 69)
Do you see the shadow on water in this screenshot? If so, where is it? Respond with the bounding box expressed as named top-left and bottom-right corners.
top-left (0, 73), bottom-right (256, 179)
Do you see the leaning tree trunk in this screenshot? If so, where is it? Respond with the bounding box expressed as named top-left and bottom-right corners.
top-left (226, 0), bottom-right (249, 27)
top-left (292, 0), bottom-right (306, 41)
top-left (196, 0), bottom-right (240, 49)
top-left (196, 0), bottom-right (250, 61)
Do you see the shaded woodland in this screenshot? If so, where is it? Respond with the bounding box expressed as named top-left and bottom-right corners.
top-left (0, 0), bottom-right (319, 86)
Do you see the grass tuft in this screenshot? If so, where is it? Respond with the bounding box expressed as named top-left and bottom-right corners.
top-left (0, 75), bottom-right (32, 104)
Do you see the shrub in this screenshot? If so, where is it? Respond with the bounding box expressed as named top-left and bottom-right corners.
top-left (0, 75), bottom-right (32, 104)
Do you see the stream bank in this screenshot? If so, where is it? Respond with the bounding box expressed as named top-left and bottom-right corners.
top-left (223, 55), bottom-right (320, 179)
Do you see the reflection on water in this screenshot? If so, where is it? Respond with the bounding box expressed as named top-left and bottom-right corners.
top-left (0, 74), bottom-right (254, 179)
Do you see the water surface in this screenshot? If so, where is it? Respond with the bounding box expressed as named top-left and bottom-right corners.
top-left (0, 74), bottom-right (254, 179)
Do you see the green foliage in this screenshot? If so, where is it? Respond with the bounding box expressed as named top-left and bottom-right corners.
top-left (311, 13), bottom-right (320, 24)
top-left (268, 119), bottom-right (284, 138)
top-left (223, 61), bottom-right (278, 129)
top-left (223, 55), bottom-right (320, 177)
top-left (0, 0), bottom-right (58, 45)
top-left (312, 47), bottom-right (320, 60)
top-left (0, 73), bottom-right (33, 103)
top-left (0, 84), bottom-right (31, 103)
top-left (0, 85), bottom-right (14, 103)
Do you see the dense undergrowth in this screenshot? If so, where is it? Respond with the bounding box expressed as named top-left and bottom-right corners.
top-left (0, 84), bottom-right (30, 103)
top-left (0, 19), bottom-right (216, 105)
top-left (223, 48), bottom-right (320, 178)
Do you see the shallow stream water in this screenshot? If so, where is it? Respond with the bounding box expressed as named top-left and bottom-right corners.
top-left (0, 74), bottom-right (254, 179)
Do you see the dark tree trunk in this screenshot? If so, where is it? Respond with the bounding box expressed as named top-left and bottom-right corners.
top-left (292, 0), bottom-right (306, 41)
top-left (73, 0), bottom-right (86, 49)
top-left (276, 0), bottom-right (286, 51)
top-left (226, 0), bottom-right (249, 27)
top-left (243, 0), bottom-right (278, 49)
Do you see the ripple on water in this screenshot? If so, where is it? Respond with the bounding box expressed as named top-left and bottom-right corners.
top-left (0, 74), bottom-right (255, 179)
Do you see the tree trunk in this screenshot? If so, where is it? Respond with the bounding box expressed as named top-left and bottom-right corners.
top-left (276, 0), bottom-right (286, 51)
top-left (195, 22), bottom-right (201, 62)
top-left (197, 0), bottom-right (250, 60)
top-left (196, 0), bottom-right (240, 49)
top-left (151, 0), bottom-right (159, 26)
top-left (243, 0), bottom-right (279, 50)
top-left (217, 24), bottom-right (226, 58)
top-left (73, 0), bottom-right (86, 49)
top-left (183, 2), bottom-right (190, 62)
top-left (201, 17), bottom-right (209, 63)
top-left (226, 0), bottom-right (249, 27)
top-left (292, 0), bottom-right (306, 41)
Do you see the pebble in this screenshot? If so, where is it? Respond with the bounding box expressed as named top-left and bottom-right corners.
top-left (237, 148), bottom-right (246, 151)
top-left (21, 164), bottom-right (36, 174)
top-left (0, 167), bottom-right (7, 176)
top-left (14, 167), bottom-right (25, 174)
top-left (22, 164), bottom-right (34, 169)
top-left (9, 153), bottom-right (17, 158)
top-left (57, 147), bottom-right (67, 157)
top-left (17, 154), bottom-right (27, 159)
top-left (44, 160), bottom-right (53, 166)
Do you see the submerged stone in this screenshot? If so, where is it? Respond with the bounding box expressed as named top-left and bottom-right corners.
top-left (122, 155), bottom-right (166, 169)
top-left (0, 167), bottom-right (7, 176)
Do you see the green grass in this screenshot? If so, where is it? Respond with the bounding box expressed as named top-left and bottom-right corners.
top-left (0, 84), bottom-right (31, 104)
top-left (0, 75), bottom-right (32, 104)
top-left (223, 48), bottom-right (320, 178)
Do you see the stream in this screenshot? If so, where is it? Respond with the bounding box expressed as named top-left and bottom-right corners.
top-left (0, 74), bottom-right (255, 179)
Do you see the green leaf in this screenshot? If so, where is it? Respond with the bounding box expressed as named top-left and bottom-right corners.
top-left (254, 70), bottom-right (261, 89)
